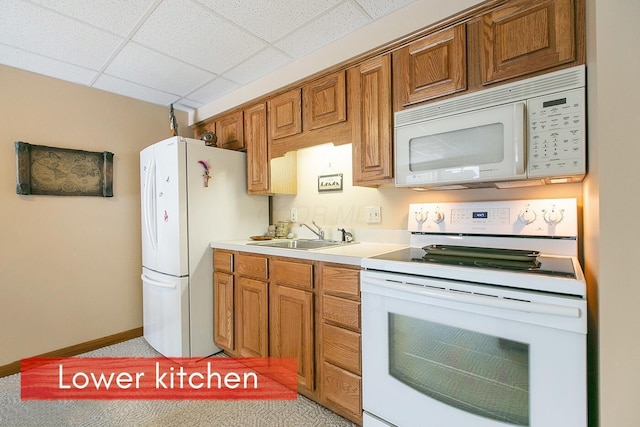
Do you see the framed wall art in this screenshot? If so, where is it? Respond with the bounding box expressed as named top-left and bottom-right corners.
top-left (317, 173), bottom-right (343, 192)
top-left (15, 141), bottom-right (114, 197)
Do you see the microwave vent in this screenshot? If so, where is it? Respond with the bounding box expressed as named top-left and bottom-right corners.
top-left (395, 65), bottom-right (586, 127)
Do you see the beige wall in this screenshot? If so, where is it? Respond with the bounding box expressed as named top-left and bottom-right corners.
top-left (0, 65), bottom-right (191, 366)
top-left (585, 1), bottom-right (640, 426)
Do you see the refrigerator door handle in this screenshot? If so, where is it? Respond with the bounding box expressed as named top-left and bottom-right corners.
top-left (143, 159), bottom-right (157, 250)
top-left (141, 273), bottom-right (177, 290)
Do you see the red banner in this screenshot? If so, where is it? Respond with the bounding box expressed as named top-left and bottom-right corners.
top-left (21, 357), bottom-right (297, 400)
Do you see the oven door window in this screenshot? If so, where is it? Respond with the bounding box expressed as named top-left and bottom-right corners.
top-left (389, 313), bottom-right (529, 426)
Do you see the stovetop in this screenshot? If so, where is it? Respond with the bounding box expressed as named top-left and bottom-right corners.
top-left (370, 247), bottom-right (576, 278)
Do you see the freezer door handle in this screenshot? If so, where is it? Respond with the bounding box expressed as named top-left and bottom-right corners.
top-left (141, 273), bottom-right (177, 290)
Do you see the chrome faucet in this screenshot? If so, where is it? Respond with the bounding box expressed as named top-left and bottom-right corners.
top-left (301, 221), bottom-right (324, 240)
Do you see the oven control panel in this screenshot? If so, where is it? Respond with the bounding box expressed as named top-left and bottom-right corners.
top-left (408, 198), bottom-right (578, 237)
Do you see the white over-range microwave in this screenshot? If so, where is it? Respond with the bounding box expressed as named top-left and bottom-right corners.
top-left (394, 65), bottom-right (586, 190)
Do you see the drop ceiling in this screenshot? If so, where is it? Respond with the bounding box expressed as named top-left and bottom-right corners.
top-left (0, 0), bottom-right (415, 113)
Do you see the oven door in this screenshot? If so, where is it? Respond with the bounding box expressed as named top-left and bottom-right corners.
top-left (361, 270), bottom-right (586, 427)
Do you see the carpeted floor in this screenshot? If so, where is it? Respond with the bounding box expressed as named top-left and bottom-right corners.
top-left (0, 338), bottom-right (356, 427)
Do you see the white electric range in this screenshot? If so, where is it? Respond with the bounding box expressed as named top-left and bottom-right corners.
top-left (361, 198), bottom-right (587, 427)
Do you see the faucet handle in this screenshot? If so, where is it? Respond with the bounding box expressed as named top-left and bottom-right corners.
top-left (337, 228), bottom-right (354, 242)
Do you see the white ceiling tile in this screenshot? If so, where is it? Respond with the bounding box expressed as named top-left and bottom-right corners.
top-left (355, 0), bottom-right (416, 19)
top-left (275, 1), bottom-right (371, 58)
top-left (173, 99), bottom-right (203, 112)
top-left (104, 42), bottom-right (215, 95)
top-left (133, 0), bottom-right (265, 74)
top-left (187, 77), bottom-right (240, 104)
top-left (0, 44), bottom-right (97, 85)
top-left (28, 0), bottom-right (159, 37)
top-left (223, 48), bottom-right (292, 85)
top-left (0, 0), bottom-right (123, 70)
top-left (93, 74), bottom-right (181, 107)
top-left (197, 0), bottom-right (342, 43)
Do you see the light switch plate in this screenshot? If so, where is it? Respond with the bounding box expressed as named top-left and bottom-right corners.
top-left (290, 208), bottom-right (298, 223)
top-left (366, 206), bottom-right (381, 223)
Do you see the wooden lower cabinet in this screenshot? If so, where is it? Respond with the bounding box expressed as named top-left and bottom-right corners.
top-left (319, 263), bottom-right (363, 424)
top-left (236, 277), bottom-right (268, 357)
top-left (213, 251), bottom-right (364, 424)
top-left (213, 271), bottom-right (234, 352)
top-left (269, 256), bottom-right (315, 394)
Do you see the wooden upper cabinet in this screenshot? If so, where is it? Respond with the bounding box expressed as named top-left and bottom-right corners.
top-left (303, 71), bottom-right (347, 131)
top-left (352, 55), bottom-right (393, 186)
top-left (244, 102), bottom-right (269, 194)
top-left (393, 23), bottom-right (467, 109)
top-left (268, 88), bottom-right (302, 141)
top-left (479, 0), bottom-right (576, 85)
top-left (215, 110), bottom-right (244, 150)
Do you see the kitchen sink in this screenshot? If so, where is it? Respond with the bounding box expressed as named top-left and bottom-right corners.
top-left (248, 239), bottom-right (357, 250)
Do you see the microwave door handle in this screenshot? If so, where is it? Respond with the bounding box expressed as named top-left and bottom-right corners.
top-left (513, 102), bottom-right (526, 175)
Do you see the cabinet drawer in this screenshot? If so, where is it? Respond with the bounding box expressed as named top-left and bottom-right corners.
top-left (213, 250), bottom-right (233, 273)
top-left (323, 323), bottom-right (361, 375)
top-left (271, 259), bottom-right (313, 289)
top-left (323, 295), bottom-right (360, 331)
top-left (237, 253), bottom-right (268, 280)
top-left (322, 265), bottom-right (360, 299)
top-left (322, 362), bottom-right (362, 417)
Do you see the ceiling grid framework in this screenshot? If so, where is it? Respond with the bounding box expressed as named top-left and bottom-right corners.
top-left (0, 0), bottom-right (415, 112)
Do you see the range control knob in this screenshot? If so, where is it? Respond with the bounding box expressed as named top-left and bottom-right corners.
top-left (432, 210), bottom-right (445, 224)
top-left (543, 207), bottom-right (564, 224)
top-left (518, 207), bottom-right (537, 225)
top-left (414, 211), bottom-right (427, 224)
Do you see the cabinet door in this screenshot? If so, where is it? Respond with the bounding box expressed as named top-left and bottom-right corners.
top-left (237, 277), bottom-right (269, 357)
top-left (215, 111), bottom-right (244, 150)
top-left (244, 103), bottom-right (270, 194)
top-left (393, 23), bottom-right (467, 109)
top-left (352, 55), bottom-right (393, 186)
top-left (268, 88), bottom-right (302, 140)
top-left (303, 71), bottom-right (347, 131)
top-left (270, 284), bottom-right (314, 392)
top-left (480, 0), bottom-right (575, 85)
top-left (213, 272), bottom-right (234, 352)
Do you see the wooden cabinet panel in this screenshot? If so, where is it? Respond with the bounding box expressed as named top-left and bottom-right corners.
top-left (215, 110), bottom-right (244, 150)
top-left (393, 23), bottom-right (467, 109)
top-left (270, 284), bottom-right (314, 391)
top-left (479, 0), bottom-right (576, 84)
top-left (237, 277), bottom-right (268, 357)
top-left (303, 71), bottom-right (347, 131)
top-left (323, 295), bottom-right (360, 331)
top-left (213, 272), bottom-right (234, 352)
top-left (237, 253), bottom-right (268, 280)
top-left (268, 88), bottom-right (302, 141)
top-left (322, 362), bottom-right (362, 418)
top-left (321, 265), bottom-right (360, 299)
top-left (352, 55), bottom-right (393, 186)
top-left (271, 259), bottom-right (313, 289)
top-left (244, 102), bottom-right (270, 194)
top-left (213, 250), bottom-right (233, 273)
top-left (322, 323), bottom-right (361, 375)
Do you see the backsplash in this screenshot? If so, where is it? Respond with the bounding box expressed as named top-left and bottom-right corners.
top-left (271, 142), bottom-right (583, 240)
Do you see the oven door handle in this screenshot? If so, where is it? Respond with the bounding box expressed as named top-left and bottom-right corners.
top-left (362, 278), bottom-right (581, 318)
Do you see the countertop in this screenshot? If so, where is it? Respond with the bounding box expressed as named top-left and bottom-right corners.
top-left (210, 239), bottom-right (407, 267)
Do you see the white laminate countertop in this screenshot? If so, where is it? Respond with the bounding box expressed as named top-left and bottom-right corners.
top-left (210, 240), bottom-right (407, 267)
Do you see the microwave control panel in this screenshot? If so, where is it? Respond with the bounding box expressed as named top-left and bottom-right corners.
top-left (527, 88), bottom-right (585, 178)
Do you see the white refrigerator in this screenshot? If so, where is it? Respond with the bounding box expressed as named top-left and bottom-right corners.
top-left (140, 136), bottom-right (268, 357)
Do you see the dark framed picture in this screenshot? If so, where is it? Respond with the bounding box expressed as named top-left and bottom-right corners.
top-left (15, 141), bottom-right (114, 197)
top-left (318, 173), bottom-right (343, 192)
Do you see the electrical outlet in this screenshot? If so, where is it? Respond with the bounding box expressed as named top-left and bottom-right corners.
top-left (290, 208), bottom-right (298, 223)
top-left (365, 206), bottom-right (381, 224)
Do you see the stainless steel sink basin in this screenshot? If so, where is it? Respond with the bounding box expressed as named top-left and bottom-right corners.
top-left (248, 239), bottom-right (356, 250)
